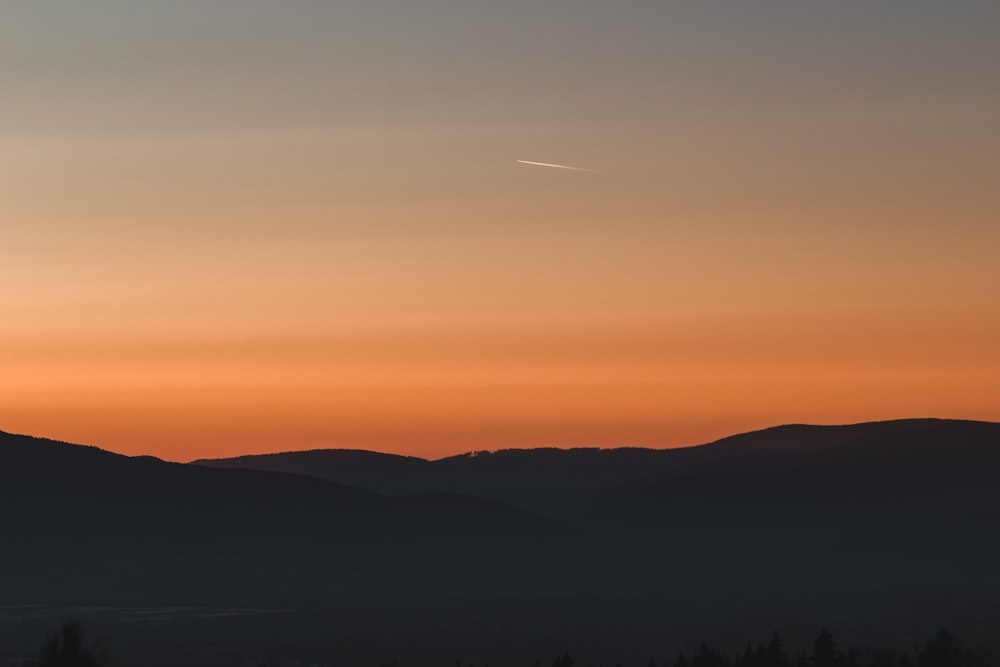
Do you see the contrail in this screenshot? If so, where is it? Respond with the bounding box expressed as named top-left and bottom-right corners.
top-left (516, 159), bottom-right (593, 172)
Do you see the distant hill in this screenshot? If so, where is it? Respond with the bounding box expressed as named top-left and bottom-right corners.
top-left (628, 418), bottom-right (1000, 532)
top-left (0, 430), bottom-right (569, 607)
top-left (5, 419), bottom-right (1000, 665)
top-left (189, 418), bottom-right (1000, 620)
top-left (193, 447), bottom-right (431, 495)
top-left (193, 418), bottom-right (999, 512)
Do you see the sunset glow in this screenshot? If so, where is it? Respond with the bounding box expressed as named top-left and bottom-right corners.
top-left (3, 2), bottom-right (999, 461)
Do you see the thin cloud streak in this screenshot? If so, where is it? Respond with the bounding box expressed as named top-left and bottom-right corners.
top-left (516, 160), bottom-right (594, 172)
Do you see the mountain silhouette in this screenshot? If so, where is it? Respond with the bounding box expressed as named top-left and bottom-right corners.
top-left (193, 418), bottom-right (1000, 515)
top-left (189, 419), bottom-right (1000, 628)
top-left (4, 419), bottom-right (1000, 666)
top-left (0, 430), bottom-right (569, 608)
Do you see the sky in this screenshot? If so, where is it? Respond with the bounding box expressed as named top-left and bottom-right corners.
top-left (2, 1), bottom-right (999, 461)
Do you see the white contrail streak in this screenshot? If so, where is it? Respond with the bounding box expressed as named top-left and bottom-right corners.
top-left (516, 160), bottom-right (593, 172)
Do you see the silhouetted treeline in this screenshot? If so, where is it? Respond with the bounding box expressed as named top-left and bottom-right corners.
top-left (450, 628), bottom-right (972, 667)
top-left (28, 620), bottom-right (109, 667)
top-left (13, 621), bottom-right (981, 667)
top-left (669, 627), bottom-right (965, 667)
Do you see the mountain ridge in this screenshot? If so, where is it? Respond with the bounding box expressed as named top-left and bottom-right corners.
top-left (4, 418), bottom-right (1000, 663)
top-left (189, 418), bottom-right (1000, 503)
top-left (191, 417), bottom-right (992, 464)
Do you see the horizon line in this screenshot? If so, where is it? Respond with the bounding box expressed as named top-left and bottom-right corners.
top-left (2, 416), bottom-right (988, 464)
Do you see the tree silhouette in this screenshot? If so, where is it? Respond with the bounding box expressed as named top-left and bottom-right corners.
top-left (37, 619), bottom-right (108, 667)
top-left (552, 652), bottom-right (573, 667)
top-left (765, 631), bottom-right (790, 667)
top-left (692, 643), bottom-right (730, 667)
top-left (811, 628), bottom-right (842, 667)
top-left (918, 628), bottom-right (963, 667)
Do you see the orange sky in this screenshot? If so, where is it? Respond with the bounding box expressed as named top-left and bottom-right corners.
top-left (2, 2), bottom-right (999, 461)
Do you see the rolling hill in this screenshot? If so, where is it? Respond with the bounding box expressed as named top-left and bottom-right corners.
top-left (4, 419), bottom-right (1000, 665)
top-left (0, 430), bottom-right (571, 607)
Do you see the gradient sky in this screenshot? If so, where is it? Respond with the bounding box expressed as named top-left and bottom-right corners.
top-left (3, 1), bottom-right (999, 461)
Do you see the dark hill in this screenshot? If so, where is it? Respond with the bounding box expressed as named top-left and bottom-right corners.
top-left (6, 420), bottom-right (1000, 666)
top-left (192, 447), bottom-right (430, 495)
top-left (591, 419), bottom-right (1000, 625)
top-left (0, 430), bottom-right (571, 608)
top-left (193, 418), bottom-right (998, 514)
top-left (190, 419), bottom-right (1000, 626)
top-left (195, 445), bottom-right (686, 518)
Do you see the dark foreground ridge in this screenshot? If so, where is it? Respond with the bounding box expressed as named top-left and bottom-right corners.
top-left (2, 419), bottom-right (999, 667)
